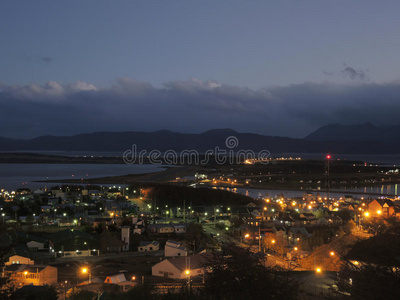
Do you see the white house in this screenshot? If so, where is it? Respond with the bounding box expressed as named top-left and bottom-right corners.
top-left (165, 240), bottom-right (187, 257)
top-left (138, 241), bottom-right (160, 252)
top-left (104, 273), bottom-right (126, 284)
top-left (152, 254), bottom-right (208, 279)
top-left (27, 241), bottom-right (45, 251)
top-left (104, 273), bottom-right (135, 291)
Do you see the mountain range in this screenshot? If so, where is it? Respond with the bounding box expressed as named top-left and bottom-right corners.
top-left (0, 124), bottom-right (399, 154)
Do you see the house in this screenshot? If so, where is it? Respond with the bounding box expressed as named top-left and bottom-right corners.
top-left (104, 273), bottom-right (135, 290)
top-left (6, 264), bottom-right (57, 287)
top-left (5, 255), bottom-right (34, 266)
top-left (325, 215), bottom-right (343, 225)
top-left (152, 253), bottom-right (208, 279)
top-left (165, 240), bottom-right (187, 257)
top-left (172, 224), bottom-right (187, 234)
top-left (27, 240), bottom-right (46, 252)
top-left (48, 229), bottom-right (99, 256)
top-left (147, 224), bottom-right (175, 234)
top-left (300, 212), bottom-right (315, 220)
top-left (368, 199), bottom-right (395, 217)
top-left (103, 202), bottom-right (122, 218)
top-left (288, 227), bottom-right (312, 244)
top-left (138, 241), bottom-right (159, 252)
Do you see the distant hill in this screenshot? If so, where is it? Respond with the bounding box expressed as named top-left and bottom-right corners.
top-left (305, 123), bottom-right (400, 143)
top-left (0, 126), bottom-right (399, 154)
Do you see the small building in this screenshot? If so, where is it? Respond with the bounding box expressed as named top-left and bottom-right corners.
top-left (138, 241), bottom-right (159, 252)
top-left (152, 254), bottom-right (208, 279)
top-left (172, 224), bottom-right (187, 234)
top-left (104, 273), bottom-right (135, 291)
top-left (6, 264), bottom-right (57, 287)
top-left (5, 255), bottom-right (34, 266)
top-left (164, 240), bottom-right (187, 257)
top-left (147, 224), bottom-right (175, 234)
top-left (121, 226), bottom-right (130, 252)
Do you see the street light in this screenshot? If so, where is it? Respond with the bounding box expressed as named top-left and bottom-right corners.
top-left (316, 267), bottom-right (322, 274)
top-left (185, 269), bottom-right (191, 287)
top-left (81, 267), bottom-right (91, 284)
top-left (330, 251), bottom-right (335, 256)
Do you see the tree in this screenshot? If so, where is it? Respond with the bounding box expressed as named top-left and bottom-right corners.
top-left (332, 261), bottom-right (400, 300)
top-left (203, 244), bottom-right (298, 300)
top-left (10, 285), bottom-right (58, 300)
top-left (331, 227), bottom-right (400, 299)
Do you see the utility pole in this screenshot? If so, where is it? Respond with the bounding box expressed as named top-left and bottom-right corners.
top-left (214, 206), bottom-right (216, 225)
top-left (326, 154), bottom-right (331, 201)
top-left (183, 199), bottom-right (186, 222)
top-left (258, 226), bottom-right (261, 252)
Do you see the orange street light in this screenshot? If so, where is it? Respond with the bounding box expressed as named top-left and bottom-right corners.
top-left (81, 267), bottom-right (91, 284)
top-left (377, 210), bottom-right (382, 215)
top-left (271, 239), bottom-right (276, 244)
top-left (330, 251), bottom-right (335, 256)
top-left (294, 247), bottom-right (298, 251)
top-left (245, 234), bottom-right (250, 239)
top-left (364, 212), bottom-right (370, 217)
top-left (132, 276), bottom-right (136, 281)
top-left (316, 267), bottom-right (322, 274)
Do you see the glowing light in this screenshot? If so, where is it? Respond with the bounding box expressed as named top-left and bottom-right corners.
top-left (364, 212), bottom-right (370, 217)
top-left (377, 210), bottom-right (382, 215)
top-left (316, 267), bottom-right (322, 273)
top-left (326, 155), bottom-right (331, 159)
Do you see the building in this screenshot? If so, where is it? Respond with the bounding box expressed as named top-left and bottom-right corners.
top-left (152, 254), bottom-right (208, 279)
top-left (5, 255), bottom-right (34, 266)
top-left (104, 273), bottom-right (135, 291)
top-left (147, 224), bottom-right (175, 234)
top-left (164, 240), bottom-right (187, 257)
top-left (368, 199), bottom-right (395, 217)
top-left (6, 264), bottom-right (57, 287)
top-left (121, 226), bottom-right (130, 251)
top-left (172, 224), bottom-right (187, 234)
top-left (138, 241), bottom-right (159, 252)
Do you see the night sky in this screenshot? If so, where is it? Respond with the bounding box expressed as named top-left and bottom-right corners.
top-left (1, 1), bottom-right (400, 138)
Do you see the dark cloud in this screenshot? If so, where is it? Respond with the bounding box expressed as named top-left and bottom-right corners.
top-left (0, 79), bottom-right (399, 139)
top-left (39, 56), bottom-right (53, 63)
top-left (341, 64), bottom-right (369, 81)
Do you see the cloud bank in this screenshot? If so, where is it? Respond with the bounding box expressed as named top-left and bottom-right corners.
top-left (0, 78), bottom-right (399, 139)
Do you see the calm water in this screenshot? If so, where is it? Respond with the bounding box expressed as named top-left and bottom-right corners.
top-left (226, 186), bottom-right (399, 200)
top-left (0, 164), bottom-right (166, 190)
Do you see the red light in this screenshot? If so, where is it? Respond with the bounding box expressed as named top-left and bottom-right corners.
top-left (326, 155), bottom-right (331, 159)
